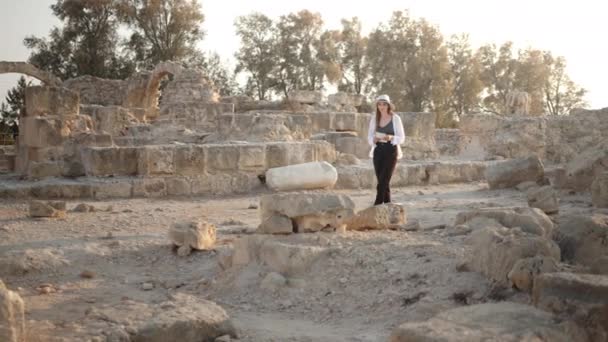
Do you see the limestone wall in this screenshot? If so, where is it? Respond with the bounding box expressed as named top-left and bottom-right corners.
top-left (81, 141), bottom-right (336, 177)
top-left (457, 108), bottom-right (608, 163)
top-left (63, 76), bottom-right (126, 106)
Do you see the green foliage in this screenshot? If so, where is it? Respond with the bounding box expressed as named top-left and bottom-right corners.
top-left (117, 0), bottom-right (205, 69)
top-left (0, 76), bottom-right (30, 135)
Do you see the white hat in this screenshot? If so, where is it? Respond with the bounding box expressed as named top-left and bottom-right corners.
top-left (375, 94), bottom-right (391, 104)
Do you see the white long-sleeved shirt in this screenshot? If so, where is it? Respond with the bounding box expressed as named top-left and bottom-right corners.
top-left (367, 113), bottom-right (405, 159)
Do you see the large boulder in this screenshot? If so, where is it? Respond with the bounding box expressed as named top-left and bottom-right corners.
top-left (168, 221), bottom-right (216, 254)
top-left (565, 139), bottom-right (608, 191)
top-left (454, 207), bottom-right (554, 238)
top-left (553, 215), bottom-right (608, 271)
top-left (29, 200), bottom-right (67, 218)
top-left (37, 293), bottom-right (236, 341)
top-left (346, 203), bottom-right (407, 230)
top-left (533, 272), bottom-right (608, 341)
top-left (526, 185), bottom-right (559, 214)
top-left (0, 280), bottom-right (25, 342)
top-left (466, 226), bottom-right (560, 286)
top-left (390, 302), bottom-right (582, 342)
top-left (507, 256), bottom-right (559, 292)
top-left (591, 172), bottom-right (608, 208)
top-left (485, 156), bottom-right (544, 189)
top-left (259, 192), bottom-right (355, 233)
top-left (265, 161), bottom-right (338, 191)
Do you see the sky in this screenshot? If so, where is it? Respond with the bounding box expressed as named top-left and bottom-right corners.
top-left (1, 0), bottom-right (606, 109)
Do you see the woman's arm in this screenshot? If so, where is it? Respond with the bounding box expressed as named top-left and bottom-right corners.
top-left (391, 114), bottom-right (406, 145)
top-left (367, 115), bottom-right (376, 146)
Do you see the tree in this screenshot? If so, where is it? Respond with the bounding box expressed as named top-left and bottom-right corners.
top-left (117, 0), bottom-right (205, 69)
top-left (514, 48), bottom-right (551, 115)
top-left (543, 54), bottom-right (586, 115)
top-left (186, 51), bottom-right (238, 96)
top-left (337, 17), bottom-right (369, 95)
top-left (367, 11), bottom-right (451, 115)
top-left (477, 42), bottom-right (518, 114)
top-left (234, 13), bottom-right (277, 100)
top-left (25, 0), bottom-right (133, 79)
top-left (446, 34), bottom-right (483, 118)
top-left (0, 76), bottom-right (30, 134)
top-left (273, 10), bottom-right (331, 96)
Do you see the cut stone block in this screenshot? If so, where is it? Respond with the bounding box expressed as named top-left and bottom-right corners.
top-left (266, 161), bottom-right (338, 191)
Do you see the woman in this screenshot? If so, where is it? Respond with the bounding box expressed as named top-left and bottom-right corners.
top-left (367, 94), bottom-right (405, 205)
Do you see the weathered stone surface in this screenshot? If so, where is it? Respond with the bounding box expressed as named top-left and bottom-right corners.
top-left (137, 146), bottom-right (175, 175)
top-left (288, 90), bottom-right (323, 104)
top-left (266, 161), bottom-right (338, 191)
top-left (435, 128), bottom-right (464, 156)
top-left (455, 207), bottom-right (554, 237)
top-left (80, 105), bottom-right (140, 135)
top-left (527, 185), bottom-right (559, 214)
top-left (508, 256), bottom-right (559, 292)
top-left (19, 116), bottom-right (68, 148)
top-left (485, 156), bottom-right (544, 189)
top-left (265, 141), bottom-right (336, 169)
top-left (257, 214), bottom-right (293, 235)
top-left (553, 215), bottom-right (608, 269)
top-left (533, 272), bottom-right (608, 341)
top-left (260, 192), bottom-right (355, 233)
top-left (564, 139), bottom-right (608, 191)
top-left (217, 113), bottom-right (312, 142)
top-left (25, 86), bottom-right (79, 117)
top-left (169, 221), bottom-right (216, 251)
top-left (56, 293), bottom-right (237, 342)
top-left (396, 112), bottom-right (439, 160)
top-left (390, 302), bottom-right (580, 342)
top-left (327, 92), bottom-right (355, 106)
top-left (63, 75), bottom-right (126, 106)
top-left (232, 235), bottom-right (330, 275)
top-left (591, 172), bottom-right (608, 208)
top-left (81, 147), bottom-right (138, 176)
top-left (0, 280), bottom-right (26, 342)
top-left (174, 145), bottom-right (206, 175)
top-left (466, 226), bottom-right (560, 286)
top-left (0, 248), bottom-right (69, 276)
top-left (516, 181), bottom-right (539, 192)
top-left (29, 200), bottom-right (66, 218)
top-left (346, 203), bottom-right (407, 230)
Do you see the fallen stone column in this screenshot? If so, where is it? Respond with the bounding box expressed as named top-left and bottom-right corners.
top-left (265, 161), bottom-right (338, 191)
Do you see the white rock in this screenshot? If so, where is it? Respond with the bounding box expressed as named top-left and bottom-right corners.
top-left (266, 161), bottom-right (338, 191)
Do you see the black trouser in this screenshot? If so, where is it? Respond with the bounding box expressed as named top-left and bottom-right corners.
top-left (373, 142), bottom-right (398, 205)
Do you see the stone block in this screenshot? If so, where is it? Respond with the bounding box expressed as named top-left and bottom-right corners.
top-left (25, 86), bottom-right (79, 117)
top-left (20, 116), bottom-right (67, 147)
top-left (165, 178), bottom-right (191, 196)
top-left (173, 145), bottom-right (206, 175)
top-left (132, 178), bottom-right (166, 197)
top-left (257, 214), bottom-right (293, 234)
top-left (237, 145), bottom-right (266, 171)
top-left (92, 180), bottom-right (133, 199)
top-left (206, 145), bottom-right (239, 171)
top-left (169, 221), bottom-right (216, 251)
top-left (27, 161), bottom-right (63, 179)
top-left (333, 112), bottom-right (358, 131)
top-left (455, 207), bottom-right (555, 238)
top-left (137, 146), bottom-right (175, 175)
top-left (485, 156), bottom-right (545, 189)
top-left (347, 203), bottom-right (407, 230)
top-left (288, 90), bottom-right (323, 104)
top-left (592, 172), bottom-right (608, 208)
top-left (0, 280), bottom-right (26, 342)
top-left (554, 214), bottom-right (608, 269)
top-left (527, 185), bottom-right (559, 214)
top-left (81, 147), bottom-right (138, 176)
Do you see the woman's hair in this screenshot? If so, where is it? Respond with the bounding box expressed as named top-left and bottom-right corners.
top-left (375, 101), bottom-right (393, 125)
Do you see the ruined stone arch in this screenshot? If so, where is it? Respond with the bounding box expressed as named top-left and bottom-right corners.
top-left (0, 61), bottom-right (62, 87)
top-left (143, 62), bottom-right (184, 118)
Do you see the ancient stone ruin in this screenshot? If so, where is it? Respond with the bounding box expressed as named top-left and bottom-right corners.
top-left (1, 60), bottom-right (607, 341)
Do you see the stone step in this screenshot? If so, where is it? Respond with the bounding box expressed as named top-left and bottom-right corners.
top-left (0, 160), bottom-right (494, 200)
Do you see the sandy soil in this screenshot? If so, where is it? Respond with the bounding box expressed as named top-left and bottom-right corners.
top-left (0, 182), bottom-right (598, 341)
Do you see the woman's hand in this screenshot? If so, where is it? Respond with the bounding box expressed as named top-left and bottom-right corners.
top-left (373, 137), bottom-right (380, 143)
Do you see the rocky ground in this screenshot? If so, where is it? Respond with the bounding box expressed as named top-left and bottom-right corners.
top-left (0, 182), bottom-right (601, 341)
